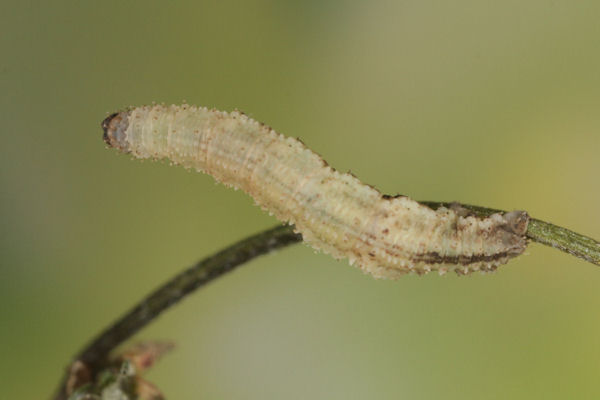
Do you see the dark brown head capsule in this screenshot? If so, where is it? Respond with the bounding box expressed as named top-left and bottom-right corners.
top-left (102, 113), bottom-right (119, 145)
top-left (101, 111), bottom-right (131, 152)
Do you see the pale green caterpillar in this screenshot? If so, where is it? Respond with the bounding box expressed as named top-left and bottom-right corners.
top-left (103, 104), bottom-right (529, 278)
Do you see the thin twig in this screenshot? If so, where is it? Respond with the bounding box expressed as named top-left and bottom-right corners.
top-left (52, 202), bottom-right (599, 399)
top-left (52, 225), bottom-right (301, 400)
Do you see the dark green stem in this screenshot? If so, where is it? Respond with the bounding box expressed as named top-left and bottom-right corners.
top-left (52, 225), bottom-right (301, 400)
top-left (53, 201), bottom-right (599, 399)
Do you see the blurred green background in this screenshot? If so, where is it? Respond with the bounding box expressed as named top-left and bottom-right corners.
top-left (1, 1), bottom-right (599, 399)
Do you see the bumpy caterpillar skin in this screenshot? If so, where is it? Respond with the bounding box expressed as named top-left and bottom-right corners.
top-left (103, 104), bottom-right (529, 278)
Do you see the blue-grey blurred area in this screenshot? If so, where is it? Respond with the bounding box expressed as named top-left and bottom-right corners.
top-left (1, 1), bottom-right (599, 399)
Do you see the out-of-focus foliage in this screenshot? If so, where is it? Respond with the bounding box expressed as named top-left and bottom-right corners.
top-left (1, 1), bottom-right (599, 399)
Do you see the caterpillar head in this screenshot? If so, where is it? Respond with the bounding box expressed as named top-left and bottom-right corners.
top-left (102, 111), bottom-right (131, 153)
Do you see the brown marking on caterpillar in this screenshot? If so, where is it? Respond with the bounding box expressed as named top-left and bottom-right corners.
top-left (382, 194), bottom-right (406, 200)
top-left (411, 251), bottom-right (514, 265)
top-left (102, 104), bottom-right (530, 279)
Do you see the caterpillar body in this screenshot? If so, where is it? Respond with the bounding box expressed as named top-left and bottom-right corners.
top-left (102, 104), bottom-right (529, 278)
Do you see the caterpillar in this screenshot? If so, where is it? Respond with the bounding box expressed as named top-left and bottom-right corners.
top-left (102, 104), bottom-right (529, 278)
